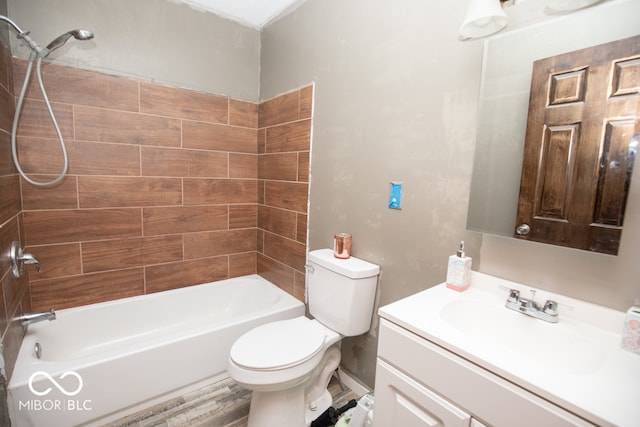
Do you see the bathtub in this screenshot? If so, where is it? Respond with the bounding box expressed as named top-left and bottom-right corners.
top-left (8, 274), bottom-right (305, 427)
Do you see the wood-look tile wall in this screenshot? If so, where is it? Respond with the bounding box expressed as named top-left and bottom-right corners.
top-left (257, 87), bottom-right (312, 301)
top-left (0, 55), bottom-right (311, 381)
top-left (13, 59), bottom-right (257, 311)
top-left (0, 42), bottom-right (30, 381)
top-left (11, 59), bottom-right (312, 314)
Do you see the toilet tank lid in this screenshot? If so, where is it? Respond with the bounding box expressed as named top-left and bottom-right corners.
top-left (309, 249), bottom-right (380, 279)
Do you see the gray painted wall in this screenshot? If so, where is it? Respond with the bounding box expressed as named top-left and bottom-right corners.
top-left (261, 0), bottom-right (483, 385)
top-left (5, 0), bottom-right (639, 389)
top-left (7, 0), bottom-right (261, 101)
top-left (261, 0), bottom-right (640, 386)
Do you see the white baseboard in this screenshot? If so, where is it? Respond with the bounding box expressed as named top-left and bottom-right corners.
top-left (336, 368), bottom-right (371, 398)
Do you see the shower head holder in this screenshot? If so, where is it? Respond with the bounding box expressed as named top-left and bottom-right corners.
top-left (16, 30), bottom-right (46, 57)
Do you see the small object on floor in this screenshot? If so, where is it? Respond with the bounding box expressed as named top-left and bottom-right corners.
top-left (311, 407), bottom-right (339, 427)
top-left (311, 399), bottom-right (357, 427)
top-left (348, 393), bottom-right (375, 427)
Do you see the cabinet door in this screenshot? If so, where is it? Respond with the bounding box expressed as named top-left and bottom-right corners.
top-left (373, 359), bottom-right (471, 427)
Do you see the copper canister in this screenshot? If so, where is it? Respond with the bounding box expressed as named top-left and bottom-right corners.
top-left (333, 233), bottom-right (352, 259)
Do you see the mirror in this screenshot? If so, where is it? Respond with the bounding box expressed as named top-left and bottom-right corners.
top-left (515, 35), bottom-right (638, 255)
top-left (467, 0), bottom-right (640, 248)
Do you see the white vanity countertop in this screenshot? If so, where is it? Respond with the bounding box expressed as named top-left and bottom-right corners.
top-left (378, 271), bottom-right (640, 427)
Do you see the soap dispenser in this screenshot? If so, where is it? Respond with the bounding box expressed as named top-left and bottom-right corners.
top-left (446, 241), bottom-right (472, 292)
top-left (621, 303), bottom-right (640, 354)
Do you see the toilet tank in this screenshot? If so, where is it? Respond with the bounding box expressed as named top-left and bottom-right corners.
top-left (307, 249), bottom-right (380, 337)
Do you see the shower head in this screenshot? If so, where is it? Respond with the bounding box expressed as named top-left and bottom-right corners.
top-left (45, 29), bottom-right (94, 53)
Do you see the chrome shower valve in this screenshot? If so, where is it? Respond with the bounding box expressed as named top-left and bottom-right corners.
top-left (8, 241), bottom-right (41, 278)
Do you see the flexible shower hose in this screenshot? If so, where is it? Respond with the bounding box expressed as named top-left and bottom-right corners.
top-left (11, 53), bottom-right (69, 187)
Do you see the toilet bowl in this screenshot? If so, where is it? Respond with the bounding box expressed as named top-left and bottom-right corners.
top-left (227, 249), bottom-right (380, 427)
top-left (228, 317), bottom-right (342, 426)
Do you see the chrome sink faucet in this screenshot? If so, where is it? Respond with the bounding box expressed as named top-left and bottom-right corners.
top-left (505, 289), bottom-right (559, 323)
top-left (16, 308), bottom-right (56, 326)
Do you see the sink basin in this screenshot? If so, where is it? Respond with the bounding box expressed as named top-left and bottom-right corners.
top-left (440, 298), bottom-right (607, 374)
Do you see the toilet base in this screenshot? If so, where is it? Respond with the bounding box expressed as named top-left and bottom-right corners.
top-left (243, 345), bottom-right (342, 427)
top-left (305, 389), bottom-right (332, 425)
top-left (247, 386), bottom-right (306, 427)
top-left (246, 384), bottom-right (334, 427)
top-left (305, 345), bottom-right (341, 424)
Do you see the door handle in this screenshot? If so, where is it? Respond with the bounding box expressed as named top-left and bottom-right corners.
top-left (516, 224), bottom-right (530, 236)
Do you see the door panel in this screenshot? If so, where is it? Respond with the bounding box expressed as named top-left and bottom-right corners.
top-left (594, 119), bottom-right (636, 226)
top-left (536, 123), bottom-right (580, 220)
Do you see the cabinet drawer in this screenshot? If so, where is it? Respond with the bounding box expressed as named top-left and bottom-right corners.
top-left (374, 359), bottom-right (471, 427)
top-left (377, 319), bottom-right (595, 427)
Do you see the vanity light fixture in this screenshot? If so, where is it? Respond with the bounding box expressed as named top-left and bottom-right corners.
top-left (546, 0), bottom-right (604, 11)
top-left (460, 0), bottom-right (606, 40)
top-left (459, 0), bottom-right (508, 40)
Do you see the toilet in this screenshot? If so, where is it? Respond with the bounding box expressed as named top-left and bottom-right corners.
top-left (227, 248), bottom-right (380, 427)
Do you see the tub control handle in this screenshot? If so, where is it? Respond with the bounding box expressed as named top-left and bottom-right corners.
top-left (8, 241), bottom-right (41, 278)
top-left (305, 264), bottom-right (315, 274)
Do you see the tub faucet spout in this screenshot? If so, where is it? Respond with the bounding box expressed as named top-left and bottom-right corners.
top-left (17, 308), bottom-right (56, 326)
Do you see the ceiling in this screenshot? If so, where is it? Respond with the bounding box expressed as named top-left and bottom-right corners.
top-left (176, 0), bottom-right (307, 29)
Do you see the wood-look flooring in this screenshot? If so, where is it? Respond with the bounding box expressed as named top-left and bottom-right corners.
top-left (103, 376), bottom-right (360, 427)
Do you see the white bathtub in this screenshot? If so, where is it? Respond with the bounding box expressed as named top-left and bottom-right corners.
top-left (8, 274), bottom-right (305, 427)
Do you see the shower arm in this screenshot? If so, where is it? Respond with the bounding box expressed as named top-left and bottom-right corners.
top-left (0, 15), bottom-right (46, 57)
top-left (0, 15), bottom-right (94, 58)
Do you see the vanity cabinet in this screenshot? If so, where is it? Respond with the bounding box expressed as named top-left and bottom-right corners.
top-left (373, 319), bottom-right (595, 427)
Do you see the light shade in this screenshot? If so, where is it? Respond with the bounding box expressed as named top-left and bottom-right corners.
top-left (459, 0), bottom-right (508, 40)
top-left (546, 0), bottom-right (604, 11)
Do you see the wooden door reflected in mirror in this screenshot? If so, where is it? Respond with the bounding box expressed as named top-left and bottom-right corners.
top-left (515, 35), bottom-right (640, 255)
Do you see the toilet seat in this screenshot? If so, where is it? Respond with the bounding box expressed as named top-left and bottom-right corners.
top-left (230, 317), bottom-right (326, 371)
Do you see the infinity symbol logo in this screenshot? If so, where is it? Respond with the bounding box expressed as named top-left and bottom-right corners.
top-left (28, 371), bottom-right (83, 396)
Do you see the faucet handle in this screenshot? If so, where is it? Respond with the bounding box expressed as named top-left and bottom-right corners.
top-left (542, 300), bottom-right (558, 316)
top-left (507, 289), bottom-right (520, 303)
top-left (8, 241), bottom-right (41, 277)
top-left (20, 254), bottom-right (41, 272)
